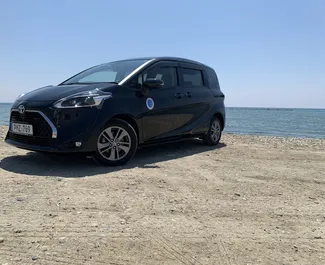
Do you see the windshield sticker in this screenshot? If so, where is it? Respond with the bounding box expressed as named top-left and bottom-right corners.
top-left (146, 98), bottom-right (154, 110)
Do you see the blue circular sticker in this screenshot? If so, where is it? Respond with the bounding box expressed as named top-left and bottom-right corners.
top-left (146, 97), bottom-right (154, 110)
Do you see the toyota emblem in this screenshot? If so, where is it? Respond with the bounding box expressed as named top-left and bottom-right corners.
top-left (18, 105), bottom-right (25, 115)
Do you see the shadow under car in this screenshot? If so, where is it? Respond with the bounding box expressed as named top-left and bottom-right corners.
top-left (0, 139), bottom-right (226, 178)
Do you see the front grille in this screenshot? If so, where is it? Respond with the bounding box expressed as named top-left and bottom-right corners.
top-left (10, 111), bottom-right (52, 138)
top-left (9, 110), bottom-right (55, 147)
top-left (7, 132), bottom-right (53, 146)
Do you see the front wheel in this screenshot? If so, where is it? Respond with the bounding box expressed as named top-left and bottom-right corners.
top-left (93, 119), bottom-right (138, 166)
top-left (203, 117), bottom-right (222, 145)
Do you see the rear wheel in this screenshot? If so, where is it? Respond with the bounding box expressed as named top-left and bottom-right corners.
top-left (93, 119), bottom-right (138, 166)
top-left (203, 116), bottom-right (222, 145)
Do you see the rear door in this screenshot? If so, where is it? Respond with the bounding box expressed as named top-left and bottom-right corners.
top-left (139, 61), bottom-right (193, 142)
top-left (178, 62), bottom-right (214, 134)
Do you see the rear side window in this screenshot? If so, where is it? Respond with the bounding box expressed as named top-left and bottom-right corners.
top-left (181, 68), bottom-right (203, 86)
top-left (206, 68), bottom-right (220, 89)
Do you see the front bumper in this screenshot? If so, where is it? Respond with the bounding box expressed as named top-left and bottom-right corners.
top-left (5, 105), bottom-right (101, 153)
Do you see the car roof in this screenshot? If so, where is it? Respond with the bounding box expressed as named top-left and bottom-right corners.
top-left (111, 56), bottom-right (213, 70)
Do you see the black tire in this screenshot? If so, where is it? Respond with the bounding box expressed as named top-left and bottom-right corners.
top-left (93, 119), bottom-right (138, 166)
top-left (203, 116), bottom-right (222, 145)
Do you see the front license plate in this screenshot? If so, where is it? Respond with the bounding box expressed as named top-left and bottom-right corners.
top-left (11, 123), bottom-right (33, 136)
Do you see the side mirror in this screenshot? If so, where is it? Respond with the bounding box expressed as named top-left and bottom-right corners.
top-left (143, 78), bottom-right (164, 89)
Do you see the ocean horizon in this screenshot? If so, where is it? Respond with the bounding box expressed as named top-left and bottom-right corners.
top-left (1, 103), bottom-right (324, 139)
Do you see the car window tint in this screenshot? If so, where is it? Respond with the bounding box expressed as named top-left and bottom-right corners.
top-left (143, 67), bottom-right (178, 88)
top-left (181, 68), bottom-right (203, 86)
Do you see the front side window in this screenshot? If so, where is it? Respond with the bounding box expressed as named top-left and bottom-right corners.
top-left (181, 68), bottom-right (203, 86)
top-left (60, 59), bottom-right (149, 85)
top-left (142, 66), bottom-right (178, 88)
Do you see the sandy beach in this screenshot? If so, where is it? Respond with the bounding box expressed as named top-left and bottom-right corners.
top-left (0, 124), bottom-right (324, 264)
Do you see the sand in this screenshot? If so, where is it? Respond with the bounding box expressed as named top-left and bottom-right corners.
top-left (0, 125), bottom-right (324, 265)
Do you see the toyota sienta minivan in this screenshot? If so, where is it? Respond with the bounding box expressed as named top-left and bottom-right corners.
top-left (5, 57), bottom-right (226, 166)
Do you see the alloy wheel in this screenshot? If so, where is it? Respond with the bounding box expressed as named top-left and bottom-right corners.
top-left (210, 120), bottom-right (221, 143)
top-left (97, 126), bottom-right (132, 161)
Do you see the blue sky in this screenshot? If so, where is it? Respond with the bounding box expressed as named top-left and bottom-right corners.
top-left (0, 0), bottom-right (324, 108)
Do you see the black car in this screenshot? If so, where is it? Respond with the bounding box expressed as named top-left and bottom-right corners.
top-left (5, 57), bottom-right (226, 166)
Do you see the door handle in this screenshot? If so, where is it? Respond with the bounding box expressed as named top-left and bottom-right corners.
top-left (175, 93), bottom-right (183, 99)
top-left (185, 92), bottom-right (192, 98)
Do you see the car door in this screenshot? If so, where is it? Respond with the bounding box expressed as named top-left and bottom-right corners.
top-left (178, 62), bottom-right (214, 135)
top-left (139, 61), bottom-right (193, 142)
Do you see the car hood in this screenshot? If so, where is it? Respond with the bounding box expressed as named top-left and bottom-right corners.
top-left (17, 83), bottom-right (118, 103)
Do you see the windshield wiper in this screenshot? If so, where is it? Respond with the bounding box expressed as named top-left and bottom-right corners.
top-left (93, 81), bottom-right (119, 84)
top-left (61, 81), bottom-right (119, 86)
top-left (60, 82), bottom-right (89, 85)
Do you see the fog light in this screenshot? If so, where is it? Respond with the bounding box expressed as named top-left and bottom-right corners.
top-left (75, 142), bottom-right (82, 147)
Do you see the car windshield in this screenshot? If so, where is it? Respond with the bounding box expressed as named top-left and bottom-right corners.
top-left (60, 59), bottom-right (149, 85)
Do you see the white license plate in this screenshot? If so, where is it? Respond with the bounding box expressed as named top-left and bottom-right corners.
top-left (11, 123), bottom-right (33, 136)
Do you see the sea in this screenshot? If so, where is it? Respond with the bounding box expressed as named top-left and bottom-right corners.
top-left (0, 103), bottom-right (324, 139)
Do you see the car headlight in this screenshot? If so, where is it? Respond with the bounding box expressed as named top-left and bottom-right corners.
top-left (53, 90), bottom-right (112, 108)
